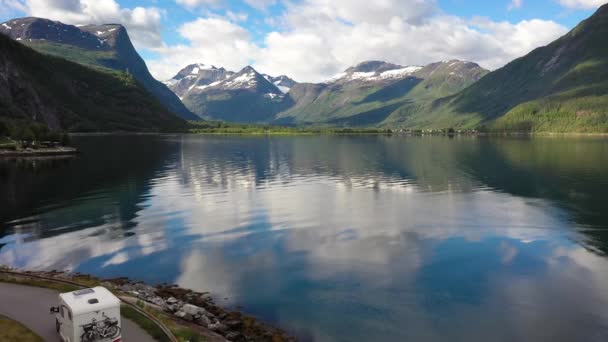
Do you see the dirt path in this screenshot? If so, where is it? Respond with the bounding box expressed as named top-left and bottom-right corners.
top-left (0, 282), bottom-right (155, 342)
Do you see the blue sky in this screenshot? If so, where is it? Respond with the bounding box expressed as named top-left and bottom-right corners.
top-left (0, 0), bottom-right (603, 81)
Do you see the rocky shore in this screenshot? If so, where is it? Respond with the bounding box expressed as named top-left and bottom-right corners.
top-left (0, 269), bottom-right (294, 342)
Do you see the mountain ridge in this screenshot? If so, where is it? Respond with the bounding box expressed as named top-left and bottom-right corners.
top-left (0, 17), bottom-right (198, 121)
top-left (414, 3), bottom-right (608, 132)
top-left (180, 65), bottom-right (293, 122)
top-left (0, 32), bottom-right (185, 134)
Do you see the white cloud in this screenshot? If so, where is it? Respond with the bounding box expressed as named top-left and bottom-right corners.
top-left (175, 0), bottom-right (221, 9)
top-left (558, 0), bottom-right (606, 9)
top-left (508, 0), bottom-right (523, 10)
top-left (146, 0), bottom-right (569, 82)
top-left (147, 17), bottom-right (259, 80)
top-left (226, 10), bottom-right (248, 22)
top-left (251, 0), bottom-right (568, 82)
top-left (10, 0), bottom-right (165, 48)
top-left (243, 0), bottom-right (276, 11)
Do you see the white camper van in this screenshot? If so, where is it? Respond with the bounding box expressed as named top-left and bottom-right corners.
top-left (51, 286), bottom-right (122, 342)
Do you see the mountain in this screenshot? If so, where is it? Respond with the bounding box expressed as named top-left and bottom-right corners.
top-left (0, 17), bottom-right (198, 121)
top-left (0, 32), bottom-right (185, 134)
top-left (262, 74), bottom-right (297, 93)
top-left (163, 63), bottom-right (235, 100)
top-left (179, 66), bottom-right (293, 123)
top-left (420, 4), bottom-right (608, 132)
top-left (276, 60), bottom-right (488, 126)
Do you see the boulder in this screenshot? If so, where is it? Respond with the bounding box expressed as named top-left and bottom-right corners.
top-left (226, 332), bottom-right (241, 341)
top-left (209, 321), bottom-right (227, 333)
top-left (150, 297), bottom-right (165, 307)
top-left (181, 303), bottom-right (206, 316)
top-left (197, 315), bottom-right (211, 328)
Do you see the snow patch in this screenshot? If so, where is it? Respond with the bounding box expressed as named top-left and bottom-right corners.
top-left (326, 72), bottom-right (347, 82)
top-left (278, 86), bottom-right (291, 93)
top-left (1, 23), bottom-right (11, 30)
top-left (327, 66), bottom-right (422, 83)
top-left (95, 31), bottom-right (104, 35)
top-left (222, 72), bottom-right (257, 89)
top-left (351, 72), bottom-right (377, 80)
top-left (379, 66), bottom-right (422, 79)
top-left (193, 81), bottom-right (222, 91)
top-left (16, 37), bottom-right (22, 41)
top-left (191, 67), bottom-right (200, 75)
top-left (266, 93), bottom-right (283, 99)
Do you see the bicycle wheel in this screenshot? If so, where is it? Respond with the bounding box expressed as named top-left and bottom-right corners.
top-left (81, 330), bottom-right (96, 342)
top-left (106, 325), bottom-right (121, 338)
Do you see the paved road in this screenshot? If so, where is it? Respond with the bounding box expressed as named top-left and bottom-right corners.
top-left (0, 282), bottom-right (155, 342)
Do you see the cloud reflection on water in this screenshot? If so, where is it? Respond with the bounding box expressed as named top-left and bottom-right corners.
top-left (1, 135), bottom-right (608, 341)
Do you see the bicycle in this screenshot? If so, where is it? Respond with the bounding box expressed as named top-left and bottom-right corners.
top-left (80, 313), bottom-right (120, 341)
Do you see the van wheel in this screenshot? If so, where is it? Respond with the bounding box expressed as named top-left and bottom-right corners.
top-left (55, 318), bottom-right (60, 333)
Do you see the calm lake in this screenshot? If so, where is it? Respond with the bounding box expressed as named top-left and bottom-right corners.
top-left (1, 135), bottom-right (608, 341)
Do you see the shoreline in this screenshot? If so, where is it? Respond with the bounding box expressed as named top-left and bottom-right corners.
top-left (64, 131), bottom-right (608, 137)
top-left (0, 268), bottom-right (294, 342)
top-left (0, 147), bottom-right (78, 157)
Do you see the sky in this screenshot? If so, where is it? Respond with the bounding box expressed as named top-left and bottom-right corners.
top-left (0, 0), bottom-right (605, 82)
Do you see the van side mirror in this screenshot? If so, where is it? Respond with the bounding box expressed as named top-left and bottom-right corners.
top-left (50, 306), bottom-right (60, 314)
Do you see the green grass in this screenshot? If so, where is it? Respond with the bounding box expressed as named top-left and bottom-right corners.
top-left (121, 305), bottom-right (170, 342)
top-left (0, 315), bottom-right (43, 342)
top-left (0, 273), bottom-right (80, 293)
top-left (123, 304), bottom-right (206, 342)
top-left (24, 41), bottom-right (117, 72)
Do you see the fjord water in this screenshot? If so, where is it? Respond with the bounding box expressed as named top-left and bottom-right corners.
top-left (1, 135), bottom-right (608, 341)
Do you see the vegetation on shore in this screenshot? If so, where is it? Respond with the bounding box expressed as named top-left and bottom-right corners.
top-left (0, 120), bottom-right (72, 152)
top-left (189, 120), bottom-right (396, 135)
top-left (0, 315), bottom-right (43, 342)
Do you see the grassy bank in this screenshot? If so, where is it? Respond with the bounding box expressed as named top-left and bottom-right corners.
top-left (0, 315), bottom-right (42, 342)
